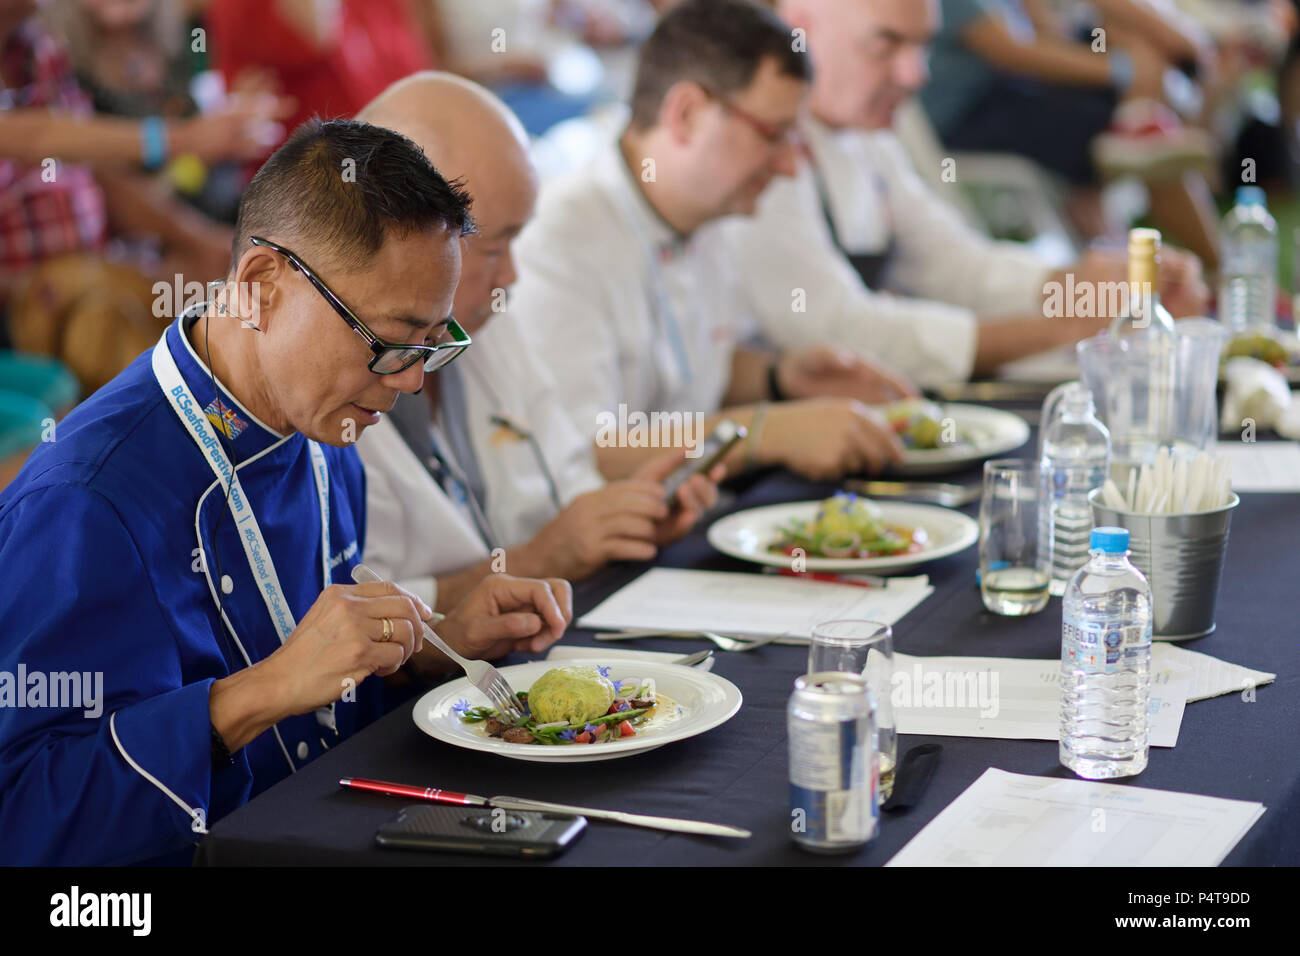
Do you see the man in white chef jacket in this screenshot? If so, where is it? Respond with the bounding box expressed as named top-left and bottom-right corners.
top-left (354, 73), bottom-right (723, 613)
top-left (509, 0), bottom-right (912, 482)
top-left (718, 0), bottom-right (1209, 387)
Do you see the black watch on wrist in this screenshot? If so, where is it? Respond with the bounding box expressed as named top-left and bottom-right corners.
top-left (767, 361), bottom-right (786, 402)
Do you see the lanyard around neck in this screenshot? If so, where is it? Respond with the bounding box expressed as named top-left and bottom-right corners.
top-left (609, 161), bottom-right (695, 390)
top-left (460, 361), bottom-right (564, 515)
top-left (427, 423), bottom-right (499, 551)
top-left (151, 325), bottom-right (337, 735)
top-left (152, 328), bottom-right (331, 637)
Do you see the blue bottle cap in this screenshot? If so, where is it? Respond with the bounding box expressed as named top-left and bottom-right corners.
top-left (1091, 526), bottom-right (1129, 553)
top-left (1235, 186), bottom-right (1266, 207)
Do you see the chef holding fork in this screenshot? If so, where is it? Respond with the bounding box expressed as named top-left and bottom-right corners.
top-left (0, 119), bottom-right (571, 866)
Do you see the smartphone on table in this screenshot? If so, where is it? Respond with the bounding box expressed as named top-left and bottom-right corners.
top-left (375, 804), bottom-right (587, 859)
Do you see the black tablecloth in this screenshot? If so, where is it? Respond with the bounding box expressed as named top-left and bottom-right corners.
top-left (194, 432), bottom-right (1300, 866)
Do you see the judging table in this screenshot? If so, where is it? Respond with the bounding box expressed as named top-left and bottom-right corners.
top-left (194, 419), bottom-right (1300, 866)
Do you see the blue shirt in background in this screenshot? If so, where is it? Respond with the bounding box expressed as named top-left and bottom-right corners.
top-left (921, 0), bottom-right (1036, 137)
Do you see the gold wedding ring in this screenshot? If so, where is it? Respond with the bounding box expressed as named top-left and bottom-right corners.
top-left (381, 617), bottom-right (394, 642)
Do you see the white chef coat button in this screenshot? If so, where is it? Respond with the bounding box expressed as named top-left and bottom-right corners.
top-left (296, 741), bottom-right (309, 760)
top-left (220, 574), bottom-right (234, 595)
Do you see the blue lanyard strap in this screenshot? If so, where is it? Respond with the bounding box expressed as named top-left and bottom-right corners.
top-left (152, 325), bottom-right (338, 734)
top-left (428, 427), bottom-right (499, 551)
top-left (608, 160), bottom-right (695, 389)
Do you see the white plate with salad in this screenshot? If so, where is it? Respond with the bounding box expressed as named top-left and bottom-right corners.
top-left (413, 659), bottom-right (743, 763)
top-left (885, 401), bottom-right (1030, 476)
top-left (707, 493), bottom-right (979, 573)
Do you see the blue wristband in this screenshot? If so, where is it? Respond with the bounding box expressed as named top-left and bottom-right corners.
top-left (140, 115), bottom-right (169, 170)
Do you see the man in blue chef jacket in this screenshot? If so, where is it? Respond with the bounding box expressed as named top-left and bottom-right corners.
top-left (0, 119), bottom-right (573, 865)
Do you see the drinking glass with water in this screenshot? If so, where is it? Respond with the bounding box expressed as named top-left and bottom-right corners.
top-left (979, 459), bottom-right (1049, 615)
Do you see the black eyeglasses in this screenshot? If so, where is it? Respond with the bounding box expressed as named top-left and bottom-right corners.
top-left (248, 236), bottom-right (471, 375)
top-left (699, 86), bottom-right (802, 149)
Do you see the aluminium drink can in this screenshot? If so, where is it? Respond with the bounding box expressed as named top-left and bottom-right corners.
top-left (788, 671), bottom-right (878, 853)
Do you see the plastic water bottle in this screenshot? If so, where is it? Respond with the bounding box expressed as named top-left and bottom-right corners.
top-left (1060, 527), bottom-right (1153, 779)
top-left (1219, 186), bottom-right (1278, 332)
top-left (1038, 385), bottom-right (1110, 597)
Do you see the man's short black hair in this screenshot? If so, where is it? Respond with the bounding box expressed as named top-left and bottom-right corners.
top-left (629, 0), bottom-right (811, 131)
top-left (230, 118), bottom-right (475, 273)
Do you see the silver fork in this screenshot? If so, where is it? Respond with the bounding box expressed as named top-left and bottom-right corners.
top-left (351, 564), bottom-right (525, 719)
top-left (719, 632), bottom-right (785, 652)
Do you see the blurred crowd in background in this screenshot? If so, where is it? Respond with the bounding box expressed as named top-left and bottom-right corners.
top-left (1, 0), bottom-right (1297, 489)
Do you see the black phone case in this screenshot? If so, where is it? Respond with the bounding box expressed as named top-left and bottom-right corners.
top-left (664, 425), bottom-right (746, 501)
top-left (374, 805), bottom-right (587, 859)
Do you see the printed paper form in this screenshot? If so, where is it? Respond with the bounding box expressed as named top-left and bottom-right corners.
top-left (886, 768), bottom-right (1265, 866)
top-left (888, 644), bottom-right (1269, 744)
top-left (1151, 642), bottom-right (1274, 702)
top-left (1215, 441), bottom-right (1300, 492)
top-left (892, 653), bottom-right (1188, 747)
top-left (578, 568), bottom-right (933, 641)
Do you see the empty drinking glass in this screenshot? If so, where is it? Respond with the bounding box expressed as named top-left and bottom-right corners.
top-left (809, 620), bottom-right (895, 803)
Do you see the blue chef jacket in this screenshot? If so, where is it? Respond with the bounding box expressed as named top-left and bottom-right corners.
top-left (0, 313), bottom-right (384, 865)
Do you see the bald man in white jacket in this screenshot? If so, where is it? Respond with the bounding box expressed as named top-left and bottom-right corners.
top-left (354, 73), bottom-right (720, 613)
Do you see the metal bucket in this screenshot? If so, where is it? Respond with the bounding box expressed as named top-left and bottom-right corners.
top-left (1089, 489), bottom-right (1239, 640)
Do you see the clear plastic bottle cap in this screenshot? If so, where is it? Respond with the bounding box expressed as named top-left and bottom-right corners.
top-left (1091, 526), bottom-right (1129, 553)
top-left (1235, 186), bottom-right (1266, 207)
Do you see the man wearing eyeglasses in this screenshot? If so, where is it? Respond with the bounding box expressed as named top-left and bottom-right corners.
top-left (352, 73), bottom-right (723, 614)
top-left (0, 119), bottom-right (572, 865)
top-left (510, 0), bottom-right (912, 482)
top-left (717, 0), bottom-right (1209, 386)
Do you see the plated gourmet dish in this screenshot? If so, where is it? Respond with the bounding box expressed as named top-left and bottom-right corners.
top-left (769, 492), bottom-right (928, 560)
top-left (454, 665), bottom-right (680, 746)
top-left (884, 399), bottom-right (963, 450)
top-left (1222, 331), bottom-right (1299, 372)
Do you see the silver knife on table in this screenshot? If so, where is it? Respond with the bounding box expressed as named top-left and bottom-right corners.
top-left (489, 795), bottom-right (752, 839)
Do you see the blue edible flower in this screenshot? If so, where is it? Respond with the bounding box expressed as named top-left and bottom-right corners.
top-left (451, 698), bottom-right (471, 715)
top-left (610, 677), bottom-right (625, 695)
top-left (583, 723), bottom-right (600, 735)
top-left (596, 665), bottom-right (612, 679)
top-left (559, 728), bottom-right (577, 741)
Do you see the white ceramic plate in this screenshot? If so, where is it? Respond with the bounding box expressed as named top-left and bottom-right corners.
top-left (707, 499), bottom-right (979, 573)
top-left (892, 404), bottom-right (1030, 476)
top-left (413, 659), bottom-right (743, 763)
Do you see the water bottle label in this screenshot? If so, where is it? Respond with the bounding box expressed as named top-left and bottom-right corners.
top-left (1062, 616), bottom-right (1149, 674)
top-left (1049, 466), bottom-right (1107, 500)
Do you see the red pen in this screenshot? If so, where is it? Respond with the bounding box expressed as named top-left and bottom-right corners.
top-left (765, 567), bottom-right (885, 588)
top-left (339, 777), bottom-right (486, 806)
